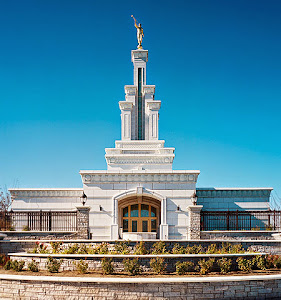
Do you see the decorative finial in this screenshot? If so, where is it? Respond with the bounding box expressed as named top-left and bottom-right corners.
top-left (131, 15), bottom-right (144, 49)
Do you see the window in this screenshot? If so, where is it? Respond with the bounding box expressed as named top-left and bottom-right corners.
top-left (122, 203), bottom-right (158, 232)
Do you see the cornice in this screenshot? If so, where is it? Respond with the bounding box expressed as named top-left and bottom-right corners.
top-left (143, 85), bottom-right (155, 95)
top-left (9, 189), bottom-right (83, 198)
top-left (124, 85), bottom-right (137, 96)
top-left (196, 188), bottom-right (272, 198)
top-left (80, 172), bottom-right (199, 184)
top-left (119, 101), bottom-right (133, 111)
top-left (147, 101), bottom-right (161, 111)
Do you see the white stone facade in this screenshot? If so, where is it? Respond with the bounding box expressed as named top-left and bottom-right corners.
top-left (10, 47), bottom-right (272, 240)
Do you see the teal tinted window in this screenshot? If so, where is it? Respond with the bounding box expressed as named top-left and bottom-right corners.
top-left (141, 204), bottom-right (149, 217)
top-left (123, 219), bottom-right (128, 232)
top-left (151, 206), bottom-right (156, 217)
top-left (132, 220), bottom-right (138, 232)
top-left (130, 204), bottom-right (138, 217)
top-left (123, 207), bottom-right (128, 217)
top-left (142, 220), bottom-right (148, 232)
top-left (137, 68), bottom-right (143, 140)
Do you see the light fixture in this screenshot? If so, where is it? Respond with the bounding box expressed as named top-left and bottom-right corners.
top-left (99, 205), bottom-right (103, 211)
top-left (177, 205), bottom-right (180, 211)
top-left (80, 192), bottom-right (87, 206)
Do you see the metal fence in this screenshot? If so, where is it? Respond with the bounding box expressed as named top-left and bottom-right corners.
top-left (0, 211), bottom-right (77, 231)
top-left (200, 210), bottom-right (281, 231)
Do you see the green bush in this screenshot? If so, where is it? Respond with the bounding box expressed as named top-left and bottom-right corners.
top-left (11, 259), bottom-right (25, 272)
top-left (133, 241), bottom-right (148, 255)
top-left (236, 257), bottom-right (254, 273)
top-left (229, 244), bottom-right (244, 254)
top-left (220, 242), bottom-right (232, 254)
top-left (112, 241), bottom-right (130, 254)
top-left (77, 244), bottom-right (88, 254)
top-left (196, 258), bottom-right (215, 275)
top-left (175, 261), bottom-right (194, 275)
top-left (185, 245), bottom-right (203, 254)
top-left (151, 241), bottom-right (168, 254)
top-left (150, 257), bottom-right (167, 274)
top-left (46, 257), bottom-right (63, 273)
top-left (101, 258), bottom-right (114, 275)
top-left (172, 243), bottom-right (186, 254)
top-left (0, 254), bottom-right (9, 267)
top-left (266, 255), bottom-right (281, 269)
top-left (27, 259), bottom-right (39, 272)
top-left (91, 242), bottom-right (109, 254)
top-left (74, 259), bottom-right (88, 274)
top-left (123, 258), bottom-right (141, 276)
top-left (22, 225), bottom-right (30, 231)
top-left (252, 255), bottom-right (266, 270)
top-left (62, 243), bottom-right (79, 254)
top-left (50, 242), bottom-right (63, 254)
top-left (4, 260), bottom-right (12, 270)
top-left (32, 242), bottom-right (49, 254)
top-left (217, 258), bottom-right (232, 274)
top-left (206, 244), bottom-right (218, 254)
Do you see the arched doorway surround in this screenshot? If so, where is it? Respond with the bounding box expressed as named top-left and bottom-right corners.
top-left (111, 187), bottom-right (168, 240)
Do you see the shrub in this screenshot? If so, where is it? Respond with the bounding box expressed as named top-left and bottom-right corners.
top-left (175, 261), bottom-right (194, 275)
top-left (172, 243), bottom-right (186, 254)
top-left (236, 257), bottom-right (254, 273)
top-left (229, 244), bottom-right (244, 254)
top-left (266, 255), bottom-right (281, 269)
top-left (150, 257), bottom-right (167, 274)
top-left (252, 255), bottom-right (267, 270)
top-left (32, 242), bottom-right (49, 254)
top-left (123, 258), bottom-right (141, 276)
top-left (77, 244), bottom-right (88, 254)
top-left (27, 259), bottom-right (39, 272)
top-left (11, 259), bottom-right (25, 272)
top-left (74, 259), bottom-right (88, 274)
top-left (220, 242), bottom-right (231, 254)
top-left (22, 225), bottom-right (30, 231)
top-left (134, 241), bottom-right (147, 255)
top-left (46, 257), bottom-right (63, 273)
top-left (4, 260), bottom-right (12, 270)
top-left (0, 254), bottom-right (9, 267)
top-left (113, 241), bottom-right (130, 254)
top-left (217, 258), bottom-right (232, 274)
top-left (151, 241), bottom-right (168, 254)
top-left (62, 243), bottom-right (79, 254)
top-left (101, 258), bottom-right (114, 275)
top-left (206, 244), bottom-right (218, 254)
top-left (196, 258), bottom-right (215, 275)
top-left (50, 242), bottom-right (63, 254)
top-left (92, 242), bottom-right (109, 254)
top-left (185, 245), bottom-right (203, 254)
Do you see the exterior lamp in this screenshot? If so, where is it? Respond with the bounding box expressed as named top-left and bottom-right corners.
top-left (99, 205), bottom-right (103, 211)
top-left (80, 192), bottom-right (87, 206)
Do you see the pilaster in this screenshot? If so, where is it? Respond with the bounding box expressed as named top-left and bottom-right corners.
top-left (76, 206), bottom-right (90, 239)
top-left (187, 205), bottom-right (203, 240)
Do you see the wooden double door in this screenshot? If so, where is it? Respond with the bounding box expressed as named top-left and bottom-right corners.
top-left (122, 203), bottom-right (158, 233)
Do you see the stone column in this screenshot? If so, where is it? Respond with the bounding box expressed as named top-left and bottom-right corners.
top-left (187, 205), bottom-right (203, 240)
top-left (76, 206), bottom-right (90, 239)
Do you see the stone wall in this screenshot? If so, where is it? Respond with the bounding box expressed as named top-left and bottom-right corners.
top-left (0, 231), bottom-right (77, 240)
top-left (201, 231), bottom-right (277, 240)
top-left (1, 275), bottom-right (281, 299)
top-left (9, 253), bottom-right (262, 273)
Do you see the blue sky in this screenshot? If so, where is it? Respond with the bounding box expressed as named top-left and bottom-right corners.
top-left (0, 0), bottom-right (280, 205)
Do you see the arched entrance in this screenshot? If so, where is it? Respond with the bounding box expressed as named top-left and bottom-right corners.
top-left (111, 188), bottom-right (168, 240)
top-left (119, 196), bottom-right (160, 234)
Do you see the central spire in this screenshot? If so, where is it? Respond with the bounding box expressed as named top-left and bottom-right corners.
top-left (104, 47), bottom-right (175, 170)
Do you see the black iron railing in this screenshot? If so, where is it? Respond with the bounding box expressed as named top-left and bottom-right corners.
top-left (200, 210), bottom-right (281, 231)
top-left (0, 211), bottom-right (77, 231)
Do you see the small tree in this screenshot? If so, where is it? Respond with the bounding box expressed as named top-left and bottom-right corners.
top-left (0, 187), bottom-right (13, 230)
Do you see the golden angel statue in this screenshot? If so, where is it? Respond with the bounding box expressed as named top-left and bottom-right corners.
top-left (131, 15), bottom-right (144, 49)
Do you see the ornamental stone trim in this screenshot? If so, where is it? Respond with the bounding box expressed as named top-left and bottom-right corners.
top-left (9, 189), bottom-right (83, 198)
top-left (80, 172), bottom-right (199, 184)
top-left (124, 85), bottom-right (137, 95)
top-left (119, 101), bottom-right (133, 111)
top-left (196, 188), bottom-right (272, 198)
top-left (143, 85), bottom-right (155, 95)
top-left (147, 101), bottom-right (161, 110)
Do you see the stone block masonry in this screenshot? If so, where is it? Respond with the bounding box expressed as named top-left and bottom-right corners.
top-left (1, 274), bottom-right (281, 299)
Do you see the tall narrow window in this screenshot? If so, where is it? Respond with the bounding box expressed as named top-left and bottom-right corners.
top-left (137, 68), bottom-right (143, 140)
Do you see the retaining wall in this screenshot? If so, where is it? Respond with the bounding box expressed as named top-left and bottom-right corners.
top-left (1, 274), bottom-right (281, 299)
top-left (201, 231), bottom-right (277, 240)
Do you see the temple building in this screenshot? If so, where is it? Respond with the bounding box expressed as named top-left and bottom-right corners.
top-left (10, 46), bottom-right (272, 240)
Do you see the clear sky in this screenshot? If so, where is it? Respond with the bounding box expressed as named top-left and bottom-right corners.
top-left (0, 0), bottom-right (280, 206)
